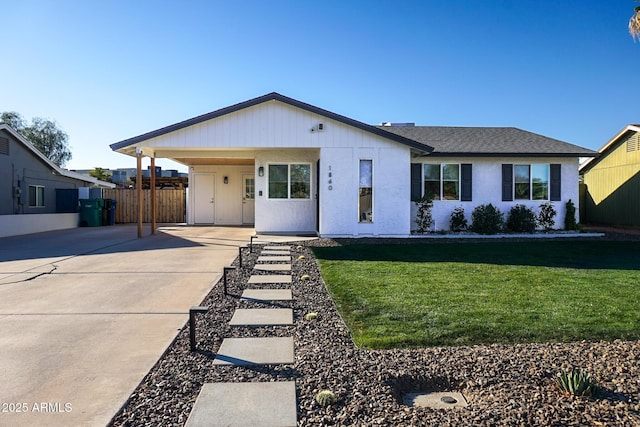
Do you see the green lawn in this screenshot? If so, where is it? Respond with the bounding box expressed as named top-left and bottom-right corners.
top-left (312, 240), bottom-right (640, 349)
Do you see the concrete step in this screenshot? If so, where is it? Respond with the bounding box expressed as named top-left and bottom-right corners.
top-left (185, 381), bottom-right (297, 426)
top-left (213, 337), bottom-right (294, 365)
top-left (260, 250), bottom-right (290, 256)
top-left (247, 275), bottom-right (292, 284)
top-left (241, 289), bottom-right (292, 301)
top-left (254, 264), bottom-right (291, 272)
top-left (264, 245), bottom-right (291, 250)
top-left (229, 308), bottom-right (293, 326)
top-left (257, 256), bottom-right (291, 262)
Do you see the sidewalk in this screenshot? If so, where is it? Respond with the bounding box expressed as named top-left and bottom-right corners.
top-left (0, 225), bottom-right (253, 427)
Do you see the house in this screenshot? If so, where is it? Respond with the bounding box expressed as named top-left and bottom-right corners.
top-left (579, 125), bottom-right (640, 228)
top-left (0, 124), bottom-right (114, 237)
top-left (110, 92), bottom-right (596, 237)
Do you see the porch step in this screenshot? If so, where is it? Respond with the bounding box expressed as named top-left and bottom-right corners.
top-left (229, 308), bottom-right (293, 326)
top-left (185, 381), bottom-right (297, 427)
top-left (254, 264), bottom-right (291, 272)
top-left (213, 337), bottom-right (294, 365)
top-left (241, 289), bottom-right (292, 301)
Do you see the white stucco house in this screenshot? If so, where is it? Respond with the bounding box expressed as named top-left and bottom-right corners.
top-left (110, 92), bottom-right (596, 237)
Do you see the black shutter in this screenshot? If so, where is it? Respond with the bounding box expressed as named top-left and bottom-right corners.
top-left (502, 164), bottom-right (513, 201)
top-left (550, 164), bottom-right (561, 201)
top-left (461, 163), bottom-right (472, 201)
top-left (411, 163), bottom-right (422, 202)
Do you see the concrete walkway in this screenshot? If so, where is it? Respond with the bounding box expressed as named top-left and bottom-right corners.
top-left (0, 225), bottom-right (254, 427)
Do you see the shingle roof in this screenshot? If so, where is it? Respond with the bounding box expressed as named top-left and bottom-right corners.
top-left (377, 126), bottom-right (597, 157)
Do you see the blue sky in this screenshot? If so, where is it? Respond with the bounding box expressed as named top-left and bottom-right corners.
top-left (2, 1), bottom-right (639, 172)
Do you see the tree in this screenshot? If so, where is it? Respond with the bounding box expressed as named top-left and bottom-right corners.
top-left (0, 111), bottom-right (72, 167)
top-left (89, 167), bottom-right (112, 182)
top-left (630, 4), bottom-right (640, 41)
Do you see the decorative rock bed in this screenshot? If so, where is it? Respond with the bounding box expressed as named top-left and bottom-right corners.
top-left (109, 239), bottom-right (640, 426)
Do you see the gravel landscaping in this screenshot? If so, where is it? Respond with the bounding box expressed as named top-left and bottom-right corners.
top-left (109, 238), bottom-right (640, 426)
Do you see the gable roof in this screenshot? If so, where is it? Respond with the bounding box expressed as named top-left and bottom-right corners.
top-left (0, 124), bottom-right (115, 188)
top-left (110, 92), bottom-right (434, 153)
top-left (377, 125), bottom-right (598, 157)
top-left (579, 124), bottom-right (640, 173)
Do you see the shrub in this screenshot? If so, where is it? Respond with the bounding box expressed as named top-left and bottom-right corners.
top-left (505, 205), bottom-right (536, 233)
top-left (415, 196), bottom-right (433, 233)
top-left (304, 312), bottom-right (318, 321)
top-left (449, 206), bottom-right (468, 232)
top-left (315, 390), bottom-right (337, 406)
top-left (470, 204), bottom-right (503, 235)
top-left (537, 202), bottom-right (557, 231)
top-left (555, 368), bottom-right (596, 396)
top-left (564, 199), bottom-right (578, 230)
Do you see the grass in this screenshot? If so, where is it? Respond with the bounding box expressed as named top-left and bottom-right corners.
top-left (312, 240), bottom-right (640, 349)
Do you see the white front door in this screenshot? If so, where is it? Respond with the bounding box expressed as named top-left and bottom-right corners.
top-left (194, 173), bottom-right (215, 224)
top-left (242, 175), bottom-right (255, 224)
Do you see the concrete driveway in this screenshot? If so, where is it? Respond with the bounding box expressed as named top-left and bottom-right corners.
top-left (0, 225), bottom-right (254, 427)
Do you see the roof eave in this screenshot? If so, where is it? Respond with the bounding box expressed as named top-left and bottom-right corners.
top-left (426, 152), bottom-right (599, 158)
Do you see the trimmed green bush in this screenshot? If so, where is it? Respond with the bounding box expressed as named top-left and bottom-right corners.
top-left (449, 206), bottom-right (468, 232)
top-left (506, 205), bottom-right (536, 233)
top-left (470, 204), bottom-right (503, 235)
top-left (537, 202), bottom-right (557, 231)
top-left (565, 199), bottom-right (578, 230)
top-left (415, 196), bottom-right (433, 233)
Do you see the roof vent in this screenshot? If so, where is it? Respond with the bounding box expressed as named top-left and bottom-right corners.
top-left (380, 122), bottom-right (415, 127)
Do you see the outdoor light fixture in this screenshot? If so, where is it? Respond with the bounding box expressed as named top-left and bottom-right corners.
top-left (258, 166), bottom-right (264, 177)
top-left (224, 176), bottom-right (229, 184)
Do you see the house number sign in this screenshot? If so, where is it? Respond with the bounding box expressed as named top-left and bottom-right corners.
top-left (328, 165), bottom-right (333, 191)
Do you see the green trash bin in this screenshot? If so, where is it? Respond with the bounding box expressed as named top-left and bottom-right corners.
top-left (79, 198), bottom-right (104, 227)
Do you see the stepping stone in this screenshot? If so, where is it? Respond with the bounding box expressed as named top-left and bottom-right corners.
top-left (261, 250), bottom-right (290, 256)
top-left (213, 337), bottom-right (294, 365)
top-left (241, 289), bottom-right (292, 301)
top-left (264, 245), bottom-right (291, 250)
top-left (254, 264), bottom-right (291, 272)
top-left (185, 381), bottom-right (297, 427)
top-left (229, 308), bottom-right (293, 326)
top-left (257, 256), bottom-right (291, 262)
top-left (248, 275), bottom-right (292, 284)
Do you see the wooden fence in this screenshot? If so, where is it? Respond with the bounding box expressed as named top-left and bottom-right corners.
top-left (103, 189), bottom-right (186, 223)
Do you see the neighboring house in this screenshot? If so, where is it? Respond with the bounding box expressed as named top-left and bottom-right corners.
top-left (0, 124), bottom-right (114, 216)
top-left (579, 125), bottom-right (640, 228)
top-left (110, 92), bottom-right (596, 237)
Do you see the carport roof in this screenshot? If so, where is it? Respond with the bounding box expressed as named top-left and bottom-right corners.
top-left (110, 92), bottom-right (434, 154)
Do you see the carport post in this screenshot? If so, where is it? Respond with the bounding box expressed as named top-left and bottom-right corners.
top-left (136, 148), bottom-right (143, 238)
top-left (189, 306), bottom-right (209, 351)
top-left (150, 157), bottom-right (156, 235)
top-left (223, 265), bottom-right (236, 295)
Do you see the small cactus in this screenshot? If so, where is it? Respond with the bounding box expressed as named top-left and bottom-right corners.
top-left (556, 368), bottom-right (596, 396)
top-left (305, 312), bottom-right (318, 321)
top-left (301, 274), bottom-right (310, 280)
top-left (315, 390), bottom-right (336, 406)
top-left (296, 245), bottom-right (303, 249)
top-left (298, 255), bottom-right (305, 260)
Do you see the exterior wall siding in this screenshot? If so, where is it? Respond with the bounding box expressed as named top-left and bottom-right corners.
top-left (410, 157), bottom-right (580, 231)
top-left (583, 132), bottom-right (640, 227)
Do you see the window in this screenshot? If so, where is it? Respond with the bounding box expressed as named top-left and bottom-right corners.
top-left (513, 164), bottom-right (549, 200)
top-left (28, 185), bottom-right (45, 207)
top-left (423, 164), bottom-right (460, 200)
top-left (359, 160), bottom-right (373, 222)
top-left (245, 178), bottom-right (255, 200)
top-left (268, 163), bottom-right (310, 199)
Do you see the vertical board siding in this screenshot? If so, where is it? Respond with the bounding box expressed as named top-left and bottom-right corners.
top-left (102, 189), bottom-right (185, 223)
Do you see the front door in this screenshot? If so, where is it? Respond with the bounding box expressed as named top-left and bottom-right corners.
top-left (194, 173), bottom-right (215, 224)
top-left (242, 175), bottom-right (255, 224)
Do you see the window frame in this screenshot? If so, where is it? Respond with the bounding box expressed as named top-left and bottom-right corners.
top-left (513, 164), bottom-right (549, 201)
top-left (266, 163), bottom-right (311, 200)
top-left (422, 163), bottom-right (461, 201)
top-left (358, 159), bottom-right (373, 223)
top-left (28, 185), bottom-right (45, 207)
